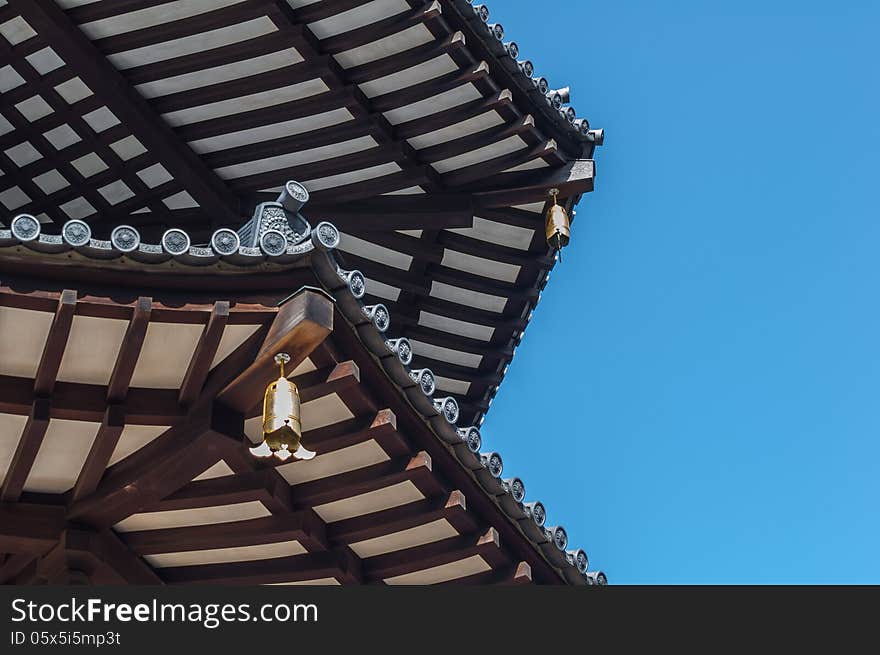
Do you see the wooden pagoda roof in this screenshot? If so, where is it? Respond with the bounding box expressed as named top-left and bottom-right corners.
top-left (0, 0), bottom-right (601, 428)
top-left (0, 223), bottom-right (604, 585)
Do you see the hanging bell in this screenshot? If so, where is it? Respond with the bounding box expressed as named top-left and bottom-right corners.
top-left (545, 188), bottom-right (571, 256)
top-left (249, 353), bottom-right (315, 461)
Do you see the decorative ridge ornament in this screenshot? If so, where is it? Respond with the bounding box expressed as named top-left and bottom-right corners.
top-left (545, 188), bottom-right (571, 261)
top-left (249, 353), bottom-right (316, 462)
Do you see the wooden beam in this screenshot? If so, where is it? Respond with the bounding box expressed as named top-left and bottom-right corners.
top-left (0, 503), bottom-right (65, 553)
top-left (470, 159), bottom-right (596, 208)
top-left (418, 115), bottom-right (539, 164)
top-left (107, 296), bottom-right (151, 403)
top-left (70, 404), bottom-right (126, 503)
top-left (91, 529), bottom-right (164, 585)
top-left (122, 511), bottom-right (327, 556)
top-left (205, 120), bottom-right (378, 171)
top-left (302, 204), bottom-right (474, 232)
top-left (290, 0), bottom-right (377, 24)
top-left (363, 527), bottom-right (506, 581)
top-left (443, 140), bottom-right (562, 188)
top-left (142, 470), bottom-right (286, 513)
top-left (66, 0), bottom-right (197, 24)
top-left (27, 528), bottom-right (162, 585)
top-left (340, 252), bottom-right (540, 302)
top-left (91, 2), bottom-right (271, 55)
top-left (0, 375), bottom-right (184, 424)
top-left (178, 301), bottom-right (229, 407)
top-left (160, 550), bottom-right (345, 585)
top-left (291, 451), bottom-right (442, 507)
top-left (394, 89), bottom-right (514, 140)
top-left (33, 289), bottom-right (76, 396)
top-left (327, 490), bottom-right (478, 544)
top-left (290, 360), bottom-right (361, 405)
top-left (301, 409), bottom-right (408, 457)
top-left (370, 62), bottom-right (490, 113)
top-left (438, 561), bottom-right (533, 585)
top-left (0, 553), bottom-right (36, 585)
top-left (121, 27), bottom-right (298, 83)
top-left (67, 403), bottom-right (240, 529)
top-left (345, 30), bottom-right (466, 84)
top-left (150, 57), bottom-right (329, 116)
top-left (0, 398), bottom-right (51, 503)
top-left (218, 289), bottom-right (333, 413)
top-left (225, 142), bottom-right (407, 193)
top-left (175, 86), bottom-right (356, 143)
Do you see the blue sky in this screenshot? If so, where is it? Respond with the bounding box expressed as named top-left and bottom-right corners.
top-left (481, 1), bottom-right (880, 583)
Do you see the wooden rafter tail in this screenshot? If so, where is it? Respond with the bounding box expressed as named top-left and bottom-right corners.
top-left (217, 288), bottom-right (334, 413)
top-left (327, 490), bottom-right (477, 545)
top-left (362, 527), bottom-right (506, 582)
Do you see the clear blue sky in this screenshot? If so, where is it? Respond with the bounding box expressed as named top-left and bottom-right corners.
top-left (482, 1), bottom-right (880, 583)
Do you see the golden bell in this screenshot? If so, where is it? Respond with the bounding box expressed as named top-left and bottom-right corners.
top-left (545, 188), bottom-right (571, 254)
top-left (250, 353), bottom-right (315, 461)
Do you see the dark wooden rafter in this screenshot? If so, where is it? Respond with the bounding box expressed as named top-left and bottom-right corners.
top-left (346, 29), bottom-right (467, 84)
top-left (369, 61), bottom-right (491, 113)
top-left (0, 503), bottom-right (65, 554)
top-left (327, 490), bottom-right (478, 544)
top-left (443, 140), bottom-right (564, 188)
top-left (0, 553), bottom-right (38, 585)
top-left (418, 114), bottom-right (538, 164)
top-left (262, 0), bottom-right (448, 196)
top-left (149, 56), bottom-right (333, 116)
top-left (8, 0), bottom-right (241, 224)
top-left (158, 550), bottom-right (355, 585)
top-left (394, 88), bottom-right (515, 140)
top-left (66, 407), bottom-right (238, 529)
top-left (438, 560), bottom-right (533, 585)
top-left (121, 510), bottom-right (328, 556)
top-left (33, 289), bottom-right (77, 396)
top-left (154, 528), bottom-right (508, 585)
top-left (297, 451), bottom-right (440, 508)
top-left (225, 143), bottom-right (411, 193)
top-left (29, 529), bottom-right (161, 585)
top-left (320, 2), bottom-right (443, 55)
top-left (363, 527), bottom-right (506, 581)
top-left (70, 404), bottom-right (126, 503)
top-left (107, 296), bottom-right (151, 402)
top-left (302, 408), bottom-right (410, 458)
top-left (328, 312), bottom-right (565, 583)
top-left (141, 469), bottom-right (290, 515)
top-left (470, 158), bottom-right (596, 207)
top-left (0, 375), bottom-right (182, 424)
top-left (178, 301), bottom-right (229, 407)
top-left (0, 289), bottom-right (75, 503)
top-left (89, 2), bottom-right (275, 56)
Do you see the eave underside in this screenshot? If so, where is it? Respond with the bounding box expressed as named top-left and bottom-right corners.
top-left (0, 0), bottom-right (597, 426)
top-left (0, 267), bottom-right (590, 584)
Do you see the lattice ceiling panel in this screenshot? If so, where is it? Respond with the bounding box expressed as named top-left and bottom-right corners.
top-left (0, 5), bottom-right (203, 231)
